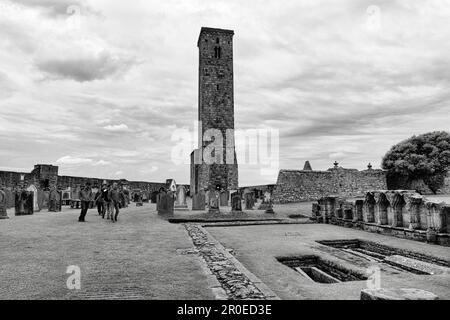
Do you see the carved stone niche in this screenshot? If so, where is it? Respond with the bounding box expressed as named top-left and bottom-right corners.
top-left (374, 191), bottom-right (390, 226)
top-left (363, 192), bottom-right (376, 223)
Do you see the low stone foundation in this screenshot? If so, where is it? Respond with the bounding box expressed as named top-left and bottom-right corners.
top-left (312, 190), bottom-right (450, 246)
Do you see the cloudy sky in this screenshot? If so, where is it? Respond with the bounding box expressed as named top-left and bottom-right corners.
top-left (0, 0), bottom-right (449, 186)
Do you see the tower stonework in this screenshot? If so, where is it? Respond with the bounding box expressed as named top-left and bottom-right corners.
top-left (190, 27), bottom-right (239, 195)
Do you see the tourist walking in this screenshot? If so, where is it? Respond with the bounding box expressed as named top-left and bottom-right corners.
top-left (95, 183), bottom-right (107, 216)
top-left (78, 183), bottom-right (93, 222)
top-left (109, 183), bottom-right (124, 223)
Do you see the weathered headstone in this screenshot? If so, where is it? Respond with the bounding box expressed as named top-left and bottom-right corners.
top-left (5, 188), bottom-right (14, 209)
top-left (244, 192), bottom-right (255, 210)
top-left (231, 192), bottom-right (242, 213)
top-left (175, 186), bottom-right (188, 211)
top-left (157, 190), bottom-right (174, 215)
top-left (26, 185), bottom-right (40, 212)
top-left (220, 190), bottom-right (229, 207)
top-left (192, 190), bottom-right (206, 211)
top-left (208, 190), bottom-right (220, 214)
top-left (15, 190), bottom-right (33, 216)
top-left (0, 189), bottom-right (9, 219)
top-left (48, 189), bottom-right (62, 212)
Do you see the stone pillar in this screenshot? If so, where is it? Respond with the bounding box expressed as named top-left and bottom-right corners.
top-left (408, 196), bottom-right (423, 230)
top-left (0, 189), bottom-right (9, 219)
top-left (353, 200), bottom-right (364, 223)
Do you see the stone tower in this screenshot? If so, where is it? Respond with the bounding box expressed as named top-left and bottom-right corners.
top-left (190, 27), bottom-right (239, 195)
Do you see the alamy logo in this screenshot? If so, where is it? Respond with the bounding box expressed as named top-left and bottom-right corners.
top-left (66, 265), bottom-right (81, 290)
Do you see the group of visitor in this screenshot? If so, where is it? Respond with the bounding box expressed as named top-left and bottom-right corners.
top-left (78, 182), bottom-right (127, 223)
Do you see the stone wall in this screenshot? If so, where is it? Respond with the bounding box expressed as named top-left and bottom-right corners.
top-left (273, 167), bottom-right (387, 203)
top-left (0, 164), bottom-right (185, 205)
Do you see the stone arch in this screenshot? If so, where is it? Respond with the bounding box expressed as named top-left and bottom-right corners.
top-left (363, 192), bottom-right (376, 223)
top-left (375, 192), bottom-right (390, 225)
top-left (391, 193), bottom-right (406, 227)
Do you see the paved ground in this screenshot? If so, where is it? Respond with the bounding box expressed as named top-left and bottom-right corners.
top-left (0, 204), bottom-right (215, 300)
top-left (207, 224), bottom-right (450, 300)
top-left (1, 199), bottom-right (449, 300)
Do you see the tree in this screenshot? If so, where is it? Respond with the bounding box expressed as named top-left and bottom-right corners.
top-left (382, 131), bottom-right (450, 194)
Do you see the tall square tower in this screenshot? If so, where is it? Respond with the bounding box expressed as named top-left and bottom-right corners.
top-left (190, 27), bottom-right (239, 194)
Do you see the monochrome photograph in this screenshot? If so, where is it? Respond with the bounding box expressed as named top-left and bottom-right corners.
top-left (0, 0), bottom-right (449, 312)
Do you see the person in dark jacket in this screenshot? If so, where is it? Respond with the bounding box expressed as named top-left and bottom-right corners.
top-left (78, 183), bottom-right (93, 222)
top-left (108, 183), bottom-right (124, 223)
top-left (95, 183), bottom-right (108, 217)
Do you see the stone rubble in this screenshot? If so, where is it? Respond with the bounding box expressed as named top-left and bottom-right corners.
top-left (185, 224), bottom-right (266, 300)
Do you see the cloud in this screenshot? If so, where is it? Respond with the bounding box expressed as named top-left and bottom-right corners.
top-left (8, 0), bottom-right (90, 16)
top-left (1, 0), bottom-right (450, 186)
top-left (36, 51), bottom-right (134, 82)
top-left (56, 156), bottom-right (93, 165)
top-left (103, 124), bottom-right (131, 132)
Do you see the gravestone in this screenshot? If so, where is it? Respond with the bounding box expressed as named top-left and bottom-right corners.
top-left (157, 190), bottom-right (174, 215)
top-left (5, 188), bottom-right (14, 209)
top-left (208, 190), bottom-right (220, 214)
top-left (231, 192), bottom-right (242, 213)
top-left (192, 190), bottom-right (206, 211)
top-left (175, 186), bottom-right (188, 211)
top-left (151, 191), bottom-right (158, 204)
top-left (37, 189), bottom-right (47, 210)
top-left (220, 190), bottom-right (229, 207)
top-left (48, 189), bottom-right (62, 212)
top-left (15, 190), bottom-right (33, 216)
top-left (244, 192), bottom-right (255, 210)
top-left (0, 189), bottom-right (9, 219)
top-left (26, 185), bottom-right (40, 212)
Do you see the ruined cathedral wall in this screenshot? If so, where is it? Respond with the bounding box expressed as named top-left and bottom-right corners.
top-left (273, 169), bottom-right (387, 204)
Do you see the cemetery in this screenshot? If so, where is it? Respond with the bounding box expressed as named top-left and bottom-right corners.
top-left (0, 26), bottom-right (449, 301)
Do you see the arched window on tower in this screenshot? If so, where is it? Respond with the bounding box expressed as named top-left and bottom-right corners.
top-left (214, 47), bottom-right (222, 59)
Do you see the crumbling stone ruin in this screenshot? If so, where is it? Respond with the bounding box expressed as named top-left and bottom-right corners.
top-left (312, 190), bottom-right (450, 246)
top-left (273, 164), bottom-right (387, 203)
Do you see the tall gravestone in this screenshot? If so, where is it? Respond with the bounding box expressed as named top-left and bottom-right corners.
top-left (175, 186), bottom-right (188, 211)
top-left (15, 190), bottom-right (33, 216)
top-left (220, 190), bottom-right (229, 207)
top-left (0, 189), bottom-right (9, 219)
top-left (192, 190), bottom-right (206, 211)
top-left (231, 192), bottom-right (242, 213)
top-left (157, 190), bottom-right (174, 215)
top-left (48, 189), bottom-right (62, 212)
top-left (244, 192), bottom-right (255, 210)
top-left (208, 190), bottom-right (220, 214)
top-left (26, 185), bottom-right (40, 212)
